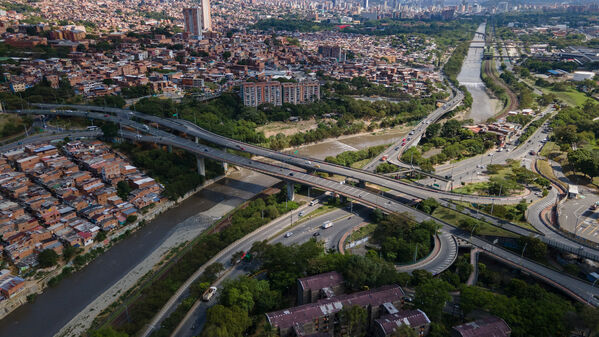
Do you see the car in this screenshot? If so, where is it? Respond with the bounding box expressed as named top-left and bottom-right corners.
top-left (104, 114), bottom-right (109, 117)
top-left (299, 211), bottom-right (305, 217)
top-left (395, 147), bottom-right (400, 151)
top-left (402, 138), bottom-right (406, 142)
top-left (313, 232), bottom-right (320, 237)
top-left (305, 161), bottom-right (312, 165)
top-left (202, 286), bottom-right (218, 301)
top-left (289, 172), bottom-right (294, 176)
top-left (285, 232), bottom-right (293, 238)
top-left (204, 148), bottom-right (209, 152)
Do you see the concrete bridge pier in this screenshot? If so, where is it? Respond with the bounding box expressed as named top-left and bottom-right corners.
top-left (222, 162), bottom-right (228, 172)
top-left (196, 155), bottom-right (205, 177)
top-left (286, 181), bottom-right (295, 201)
top-left (195, 136), bottom-right (199, 144)
top-left (168, 145), bottom-right (172, 153)
top-left (358, 180), bottom-right (366, 188)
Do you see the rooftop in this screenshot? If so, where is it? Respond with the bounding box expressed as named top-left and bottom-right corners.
top-left (266, 284), bottom-right (405, 330)
top-left (452, 316), bottom-right (511, 337)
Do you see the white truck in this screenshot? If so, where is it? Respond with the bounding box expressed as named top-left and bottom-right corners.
top-left (322, 220), bottom-right (333, 229)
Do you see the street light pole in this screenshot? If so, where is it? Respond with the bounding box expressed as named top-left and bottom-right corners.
top-left (470, 222), bottom-right (479, 238)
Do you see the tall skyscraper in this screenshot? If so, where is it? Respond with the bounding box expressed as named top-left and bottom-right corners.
top-left (183, 7), bottom-right (202, 39)
top-left (201, 0), bottom-right (212, 32)
top-left (363, 0), bottom-right (369, 9)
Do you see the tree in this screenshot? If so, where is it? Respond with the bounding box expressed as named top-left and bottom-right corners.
top-left (418, 198), bottom-right (439, 214)
top-left (222, 51), bottom-right (231, 60)
top-left (38, 249), bottom-right (59, 268)
top-left (205, 262), bottom-right (224, 280)
top-left (568, 149), bottom-right (599, 178)
top-left (117, 181), bottom-right (131, 200)
top-left (201, 305), bottom-right (252, 337)
top-left (390, 324), bottom-right (418, 337)
top-left (94, 230), bottom-right (107, 242)
top-left (89, 327), bottom-right (128, 337)
top-left (413, 279), bottom-right (451, 321)
top-left (62, 245), bottom-right (81, 261)
top-left (440, 119), bottom-right (462, 138)
top-left (458, 218), bottom-right (480, 234)
top-left (554, 125), bottom-right (579, 145)
top-left (338, 305), bottom-right (367, 337)
top-left (100, 122), bottom-right (119, 140)
top-left (519, 235), bottom-right (547, 260)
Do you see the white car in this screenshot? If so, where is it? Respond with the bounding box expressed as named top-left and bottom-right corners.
top-left (285, 232), bottom-right (293, 238)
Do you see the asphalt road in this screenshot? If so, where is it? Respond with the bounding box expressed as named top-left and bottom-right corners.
top-left (18, 106), bottom-right (525, 205)
top-left (15, 105), bottom-right (599, 307)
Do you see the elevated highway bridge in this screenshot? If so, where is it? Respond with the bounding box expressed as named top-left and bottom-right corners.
top-left (10, 106), bottom-right (599, 306)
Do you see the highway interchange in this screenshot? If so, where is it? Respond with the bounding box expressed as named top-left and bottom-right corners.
top-left (10, 105), bottom-right (599, 305)
top-left (7, 99), bottom-right (599, 337)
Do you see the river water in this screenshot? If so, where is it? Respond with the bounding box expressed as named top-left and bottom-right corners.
top-left (457, 22), bottom-right (498, 123)
top-left (0, 170), bottom-right (277, 337)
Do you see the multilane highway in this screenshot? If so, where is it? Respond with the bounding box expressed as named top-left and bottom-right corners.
top-left (22, 105), bottom-right (524, 205)
top-left (113, 130), bottom-right (599, 307)
top-left (11, 107), bottom-right (599, 306)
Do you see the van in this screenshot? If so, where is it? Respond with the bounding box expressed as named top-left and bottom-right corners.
top-left (322, 220), bottom-right (333, 229)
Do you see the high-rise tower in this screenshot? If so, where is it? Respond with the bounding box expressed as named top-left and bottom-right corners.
top-left (183, 7), bottom-right (202, 39)
top-left (201, 0), bottom-right (212, 31)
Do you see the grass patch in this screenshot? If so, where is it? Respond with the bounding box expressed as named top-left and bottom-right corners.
top-left (539, 141), bottom-right (562, 160)
top-left (539, 87), bottom-right (588, 107)
top-left (350, 158), bottom-right (372, 169)
top-left (453, 182), bottom-right (490, 195)
top-left (348, 223), bottom-right (376, 242)
top-left (432, 206), bottom-right (518, 238)
top-left (537, 159), bottom-right (566, 189)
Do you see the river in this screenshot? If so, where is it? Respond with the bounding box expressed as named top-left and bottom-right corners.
top-left (457, 22), bottom-right (498, 123)
top-left (0, 170), bottom-right (277, 337)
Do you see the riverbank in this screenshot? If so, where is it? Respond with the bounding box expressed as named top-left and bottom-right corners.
top-left (0, 168), bottom-right (279, 337)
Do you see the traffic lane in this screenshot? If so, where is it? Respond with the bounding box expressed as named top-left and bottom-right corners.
top-left (433, 111), bottom-right (552, 175)
top-left (172, 204), bottom-right (325, 337)
top-left (177, 266), bottom-right (249, 337)
top-left (270, 208), bottom-right (355, 246)
top-left (22, 109), bottom-right (522, 205)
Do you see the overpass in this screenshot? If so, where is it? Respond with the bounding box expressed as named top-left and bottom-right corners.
top-left (9, 107), bottom-right (599, 305)
top-left (21, 105), bottom-right (523, 205)
top-left (115, 129), bottom-right (599, 307)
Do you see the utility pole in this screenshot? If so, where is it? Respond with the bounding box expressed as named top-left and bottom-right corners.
top-left (413, 243), bottom-right (419, 263)
top-left (470, 222), bottom-right (479, 238)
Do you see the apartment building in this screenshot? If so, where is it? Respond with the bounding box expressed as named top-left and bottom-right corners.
top-left (240, 80), bottom-right (320, 107)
